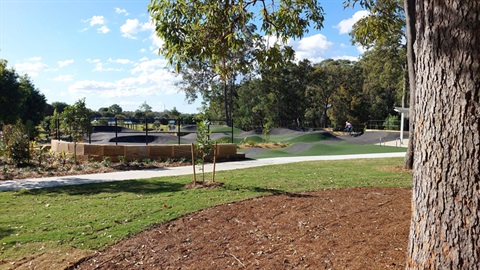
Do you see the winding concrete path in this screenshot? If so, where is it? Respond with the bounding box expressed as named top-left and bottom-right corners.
top-left (0, 152), bottom-right (406, 191)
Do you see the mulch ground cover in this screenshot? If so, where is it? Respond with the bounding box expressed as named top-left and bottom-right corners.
top-left (71, 187), bottom-right (411, 270)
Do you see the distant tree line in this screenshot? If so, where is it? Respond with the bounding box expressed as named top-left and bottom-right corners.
top-left (201, 52), bottom-right (405, 131)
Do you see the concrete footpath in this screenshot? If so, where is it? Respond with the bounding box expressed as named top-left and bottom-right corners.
top-left (0, 152), bottom-right (406, 191)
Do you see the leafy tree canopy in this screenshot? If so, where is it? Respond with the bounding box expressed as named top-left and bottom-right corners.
top-left (0, 60), bottom-right (22, 124)
top-left (0, 59), bottom-right (47, 127)
top-left (149, 0), bottom-right (325, 78)
top-left (346, 0), bottom-right (405, 49)
top-left (108, 104), bottom-right (123, 115)
top-left (51, 102), bottom-right (69, 115)
top-left (60, 98), bottom-right (93, 142)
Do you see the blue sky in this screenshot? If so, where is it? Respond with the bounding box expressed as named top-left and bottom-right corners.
top-left (0, 0), bottom-right (368, 114)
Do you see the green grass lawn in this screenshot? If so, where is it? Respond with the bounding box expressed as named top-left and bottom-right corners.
top-left (0, 157), bottom-right (411, 261)
top-left (253, 142), bottom-right (406, 158)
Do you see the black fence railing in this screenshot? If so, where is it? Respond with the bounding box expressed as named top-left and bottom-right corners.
top-left (54, 117), bottom-right (235, 145)
top-left (367, 119), bottom-right (409, 131)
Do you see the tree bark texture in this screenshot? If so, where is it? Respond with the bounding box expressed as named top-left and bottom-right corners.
top-left (407, 1), bottom-right (480, 269)
top-left (403, 0), bottom-right (416, 170)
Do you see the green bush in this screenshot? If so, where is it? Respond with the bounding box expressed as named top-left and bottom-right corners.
top-left (1, 121), bottom-right (31, 166)
top-left (383, 115), bottom-right (400, 130)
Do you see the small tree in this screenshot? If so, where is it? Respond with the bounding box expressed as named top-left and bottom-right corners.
top-left (1, 121), bottom-right (30, 166)
top-left (60, 98), bottom-right (93, 142)
top-left (192, 116), bottom-right (214, 185)
top-left (59, 99), bottom-right (93, 162)
top-left (262, 122), bottom-right (271, 143)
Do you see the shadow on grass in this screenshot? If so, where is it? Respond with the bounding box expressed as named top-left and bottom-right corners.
top-left (0, 227), bottom-right (15, 239)
top-left (17, 179), bottom-right (185, 196)
top-left (243, 186), bottom-right (316, 198)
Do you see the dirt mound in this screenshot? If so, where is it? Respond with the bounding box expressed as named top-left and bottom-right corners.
top-left (73, 187), bottom-right (410, 270)
top-left (238, 129), bottom-right (263, 137)
top-left (268, 127), bottom-right (305, 136)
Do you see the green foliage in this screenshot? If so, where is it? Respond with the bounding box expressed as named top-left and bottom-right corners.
top-left (101, 156), bottom-right (111, 167)
top-left (0, 60), bottom-right (22, 124)
top-left (305, 59), bottom-right (349, 128)
top-left (149, 0), bottom-right (325, 125)
top-left (149, 0), bottom-right (324, 74)
top-left (49, 109), bottom-right (60, 138)
top-left (348, 0), bottom-right (405, 49)
top-left (60, 98), bottom-right (93, 142)
top-left (118, 156), bottom-right (126, 164)
top-left (1, 121), bottom-right (31, 166)
top-left (194, 117), bottom-right (213, 179)
top-left (326, 60), bottom-right (367, 129)
top-left (108, 104), bottom-right (123, 115)
top-left (347, 0), bottom-right (407, 116)
top-left (152, 120), bottom-right (161, 130)
top-left (235, 60), bottom-right (312, 129)
top-left (233, 57), bottom-right (400, 130)
top-left (360, 46), bottom-right (405, 120)
top-left (134, 101), bottom-right (153, 120)
top-left (383, 114), bottom-right (400, 130)
top-left (40, 115), bottom-right (54, 135)
top-left (0, 60), bottom-right (47, 126)
top-left (262, 122), bottom-right (271, 143)
top-left (51, 102), bottom-right (69, 115)
top-left (18, 75), bottom-right (47, 130)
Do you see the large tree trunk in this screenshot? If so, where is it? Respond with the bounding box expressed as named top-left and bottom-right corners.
top-left (406, 1), bottom-right (480, 268)
top-left (403, 0), bottom-right (416, 170)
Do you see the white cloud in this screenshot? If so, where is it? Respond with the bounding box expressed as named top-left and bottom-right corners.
top-left (87, 58), bottom-right (101, 63)
top-left (356, 44), bottom-right (368, 54)
top-left (262, 35), bottom-right (283, 49)
top-left (87, 15), bottom-right (106, 26)
top-left (115, 7), bottom-right (129, 16)
top-left (293, 34), bottom-right (333, 52)
top-left (69, 59), bottom-right (180, 99)
top-left (120, 19), bottom-right (152, 39)
top-left (131, 58), bottom-right (168, 75)
top-left (14, 58), bottom-right (48, 76)
top-left (82, 16), bottom-right (110, 34)
top-left (92, 62), bottom-right (123, 72)
top-left (149, 30), bottom-right (164, 53)
top-left (260, 34), bottom-right (335, 64)
top-left (58, 59), bottom-right (74, 67)
top-left (97, 26), bottom-right (110, 34)
top-left (334, 10), bottom-right (370, 34)
top-left (286, 34), bottom-right (333, 64)
top-left (333, 55), bottom-right (360, 61)
top-left (52, 75), bottom-right (73, 82)
top-left (108, 58), bottom-right (132, 64)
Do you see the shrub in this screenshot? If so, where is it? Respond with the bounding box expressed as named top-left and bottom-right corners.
top-left (383, 115), bottom-right (400, 130)
top-left (1, 121), bottom-right (31, 166)
top-left (102, 156), bottom-right (111, 167)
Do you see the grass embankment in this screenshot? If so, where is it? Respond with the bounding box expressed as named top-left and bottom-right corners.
top-left (0, 157), bottom-right (411, 262)
top-left (235, 132), bottom-right (406, 158)
top-left (255, 142), bottom-right (406, 158)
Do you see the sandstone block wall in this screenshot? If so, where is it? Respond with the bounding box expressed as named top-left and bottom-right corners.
top-left (50, 140), bottom-right (242, 161)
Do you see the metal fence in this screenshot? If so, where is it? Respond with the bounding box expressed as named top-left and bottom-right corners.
top-left (54, 117), bottom-right (235, 145)
top-left (367, 119), bottom-right (409, 131)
